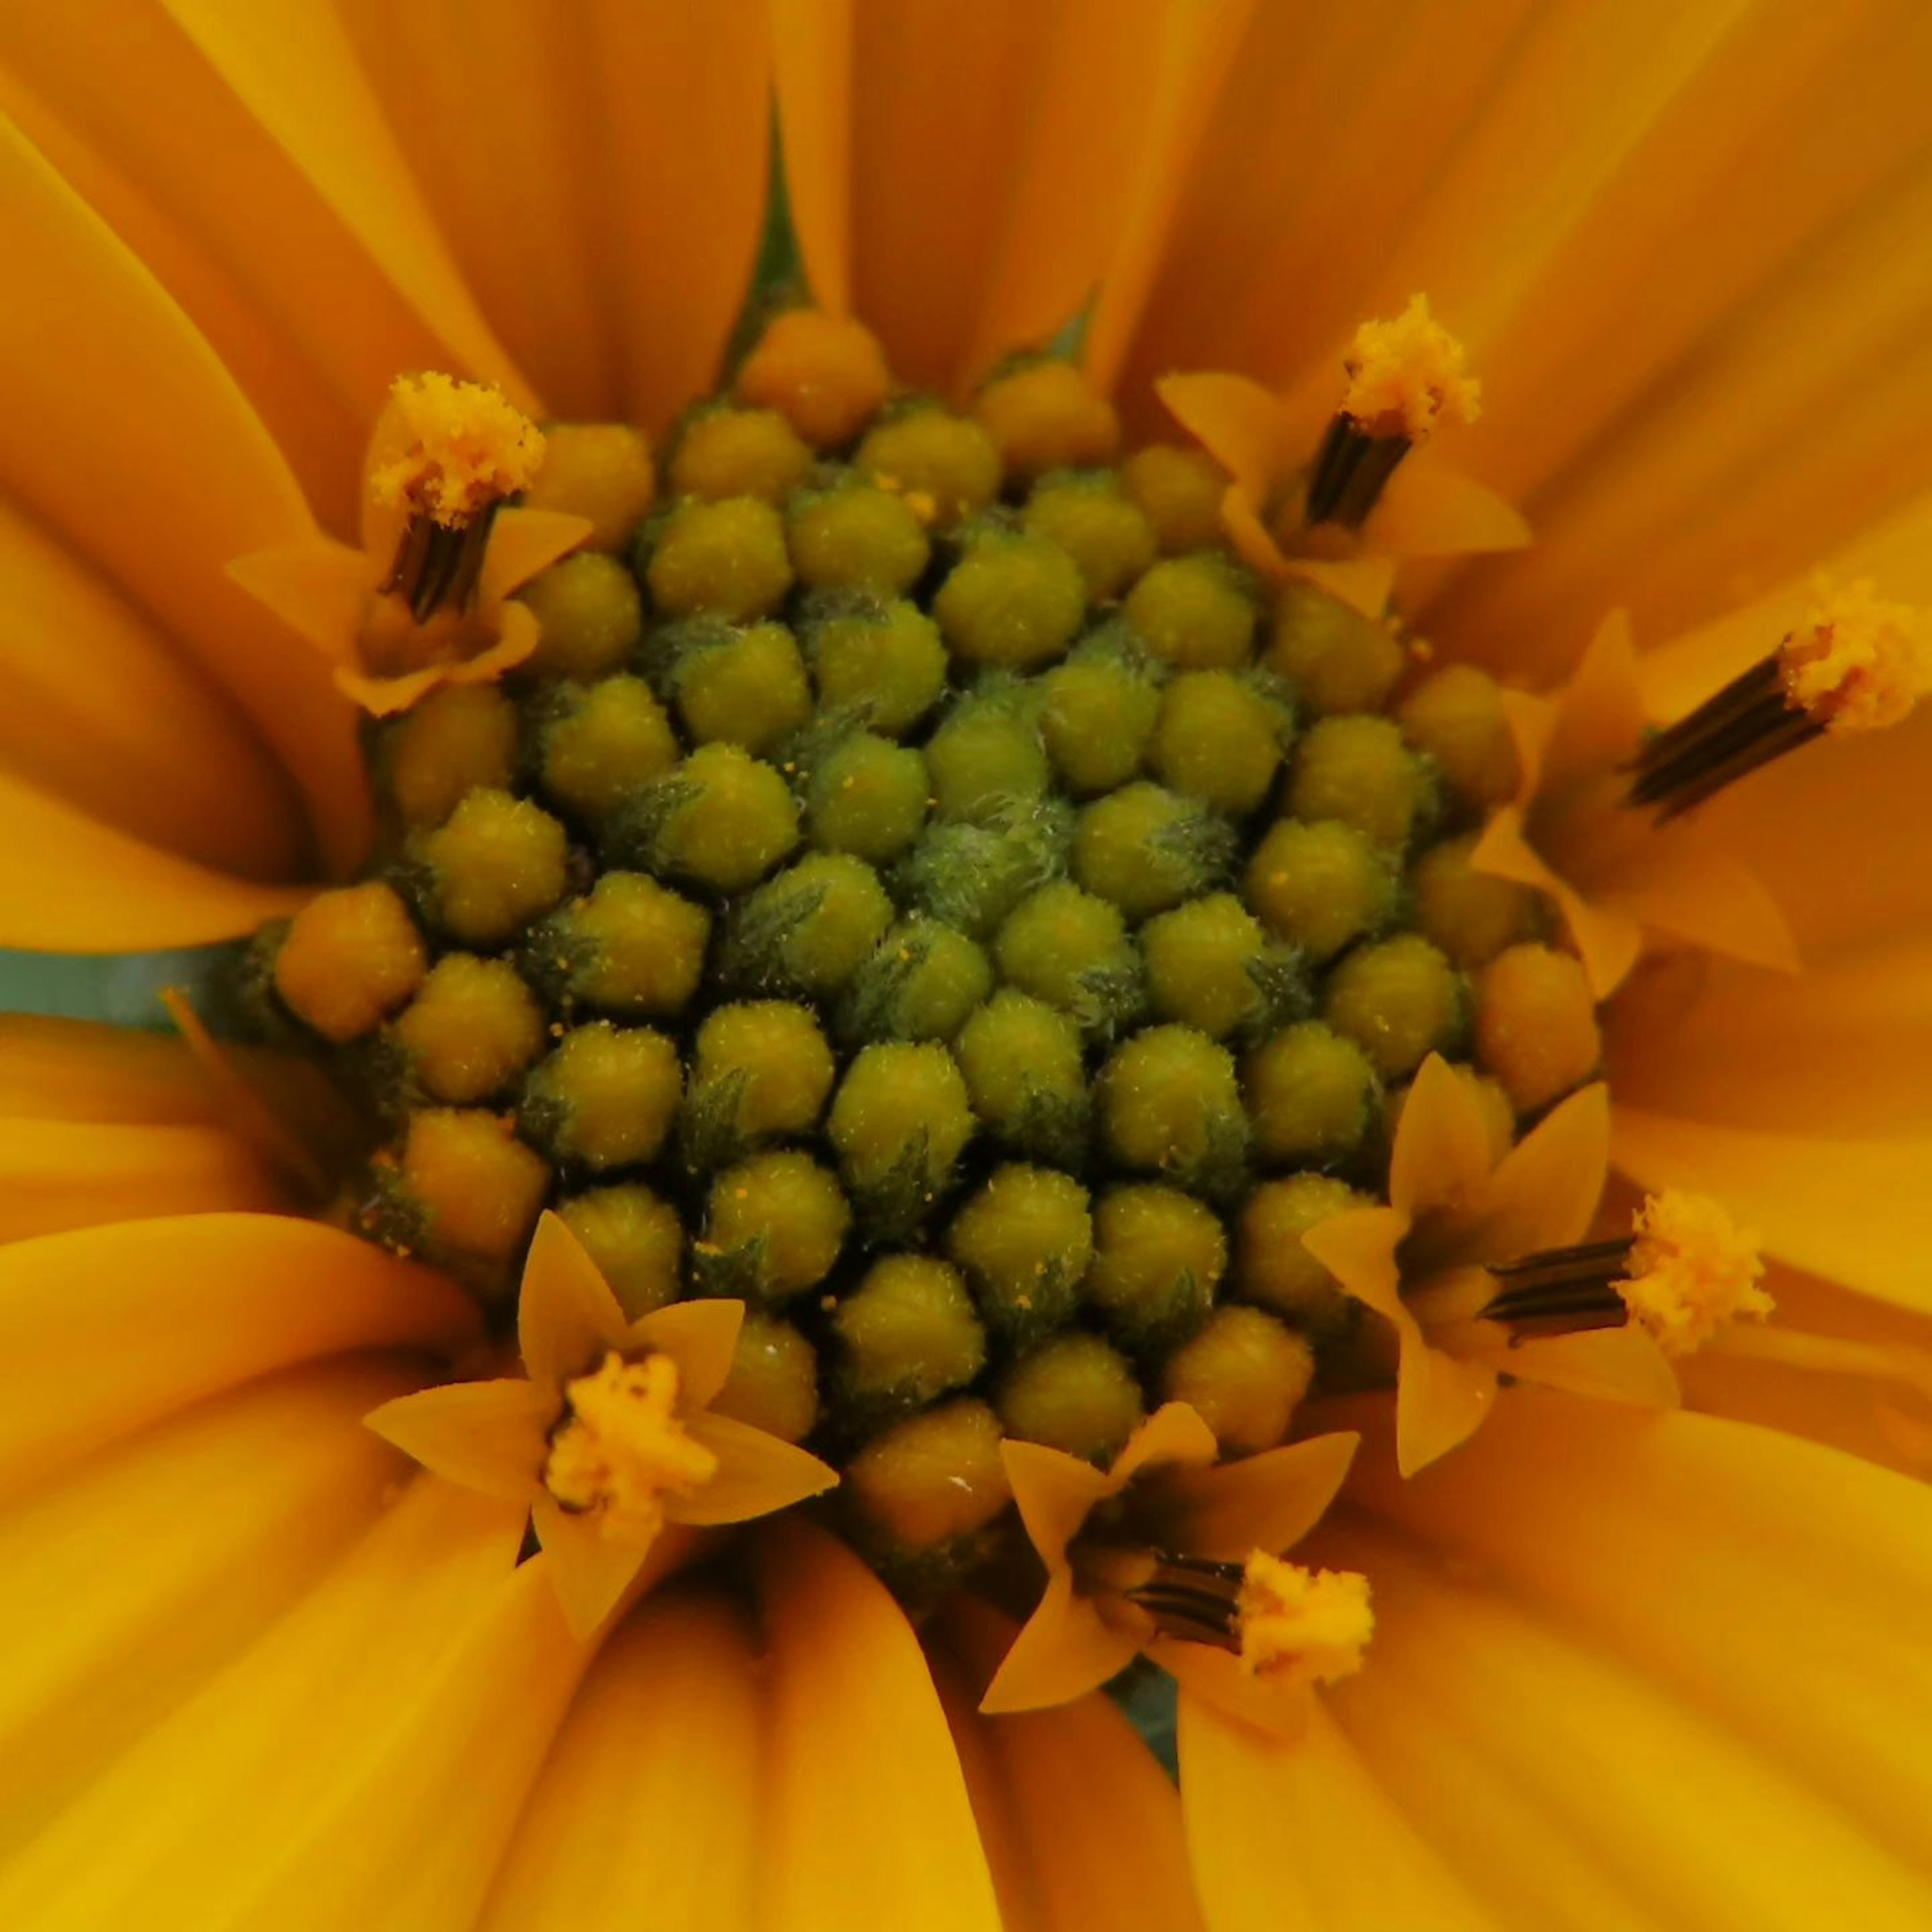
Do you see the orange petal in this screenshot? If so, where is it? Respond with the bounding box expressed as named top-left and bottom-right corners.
top-left (1290, 555), bottom-right (1396, 619)
top-left (225, 538), bottom-right (369, 671)
top-left (1108, 1399), bottom-right (1221, 1487)
top-left (528, 1495), bottom-right (650, 1641)
top-left (0, 1117), bottom-right (285, 1242)
top-left (1300, 1205), bottom-right (1409, 1326)
top-left (478, 507), bottom-right (595, 603)
top-left (1392, 1326), bottom-right (1499, 1478)
top-left (0, 771), bottom-right (311, 952)
top-left (1542, 610), bottom-right (1649, 790)
top-left (754, 1517), bottom-right (1003, 1932)
top-left (1594, 816), bottom-right (1800, 978)
top-left (978, 1571), bottom-right (1143, 1716)
top-left (1155, 370), bottom-right (1291, 504)
top-left (627, 1295), bottom-right (744, 1411)
top-left (1483, 1325), bottom-right (1681, 1412)
top-left (0, 1214), bottom-right (477, 1503)
top-left (1387, 1053), bottom-right (1499, 1224)
top-left (476, 1586), bottom-right (762, 1932)
top-left (0, 1015), bottom-right (224, 1125)
top-left (1001, 1436), bottom-right (1117, 1572)
top-left (363, 1378), bottom-right (551, 1501)
top-left (1471, 804), bottom-right (1642, 998)
top-left (0, 1476), bottom-right (556, 1930)
top-left (938, 1596), bottom-right (1206, 1932)
top-left (518, 1210), bottom-right (633, 1393)
top-left (1470, 1081), bottom-right (1612, 1258)
top-left (0, 1354), bottom-right (415, 1856)
top-left (674, 1411), bottom-right (838, 1525)
top-left (1612, 1104), bottom-right (1932, 1315)
top-left (0, 112), bottom-right (367, 873)
top-left (1146, 1430), bottom-right (1359, 1561)
top-left (1361, 455), bottom-right (1530, 560)
top-left (1178, 1692), bottom-right (1493, 1932)
top-left (335, 602), bottom-right (541, 718)
top-left (0, 499), bottom-right (303, 879)
top-left (1155, 1641), bottom-right (1314, 1744)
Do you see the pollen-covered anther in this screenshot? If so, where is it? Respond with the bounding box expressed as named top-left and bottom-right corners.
top-left (1121, 1549), bottom-right (1372, 1686)
top-left (1616, 1189), bottom-right (1771, 1357)
top-left (1234, 1552), bottom-right (1374, 1687)
top-left (1629, 581), bottom-right (1929, 818)
top-left (1484, 1189), bottom-right (1769, 1356)
top-left (371, 373), bottom-right (544, 621)
top-left (1306, 295), bottom-right (1479, 529)
top-left (541, 1351), bottom-right (719, 1541)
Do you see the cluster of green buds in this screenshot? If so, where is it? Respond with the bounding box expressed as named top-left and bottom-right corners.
top-left (244, 331), bottom-right (1596, 1587)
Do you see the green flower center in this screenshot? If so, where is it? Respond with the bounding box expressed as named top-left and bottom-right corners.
top-left (243, 367), bottom-right (1564, 1589)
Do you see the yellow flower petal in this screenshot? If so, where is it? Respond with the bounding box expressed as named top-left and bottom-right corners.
top-left (0, 1476), bottom-right (544, 1930)
top-left (0, 1015), bottom-right (225, 1125)
top-left (363, 1377), bottom-right (552, 1502)
top-left (0, 1117), bottom-right (284, 1243)
top-left (978, 1569), bottom-right (1143, 1716)
top-left (624, 1295), bottom-right (745, 1412)
top-left (754, 1517), bottom-right (1003, 1932)
top-left (1000, 1435), bottom-right (1121, 1572)
top-left (0, 1355), bottom-right (414, 1858)
top-left (938, 1596), bottom-right (1207, 1932)
top-left (518, 1209), bottom-right (633, 1393)
top-left (477, 1586), bottom-right (763, 1931)
top-left (1467, 1080), bottom-right (1613, 1259)
top-left (673, 1411), bottom-right (838, 1526)
top-left (1386, 1052), bottom-right (1497, 1225)
top-left (1143, 1430), bottom-right (1360, 1561)
top-left (528, 1493), bottom-right (654, 1641)
top-left (1360, 454), bottom-right (1530, 559)
top-left (0, 770), bottom-right (311, 952)
top-left (0, 111), bottom-right (366, 872)
top-left (1478, 1325), bottom-right (1681, 1413)
top-left (0, 498), bottom-right (302, 879)
top-left (1178, 1691), bottom-right (1493, 1932)
top-left (0, 1214), bottom-right (476, 1502)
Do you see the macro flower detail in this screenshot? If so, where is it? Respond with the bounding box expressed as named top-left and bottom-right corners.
top-left (1301, 1054), bottom-right (1680, 1475)
top-left (982, 1400), bottom-right (1365, 1739)
top-left (367, 1211), bottom-right (836, 1635)
top-left (231, 373), bottom-right (594, 717)
top-left (9, 7), bottom-right (1932, 1926)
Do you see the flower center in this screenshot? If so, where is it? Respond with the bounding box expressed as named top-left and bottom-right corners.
top-left (542, 1350), bottom-right (718, 1540)
top-left (241, 338), bottom-right (1596, 1588)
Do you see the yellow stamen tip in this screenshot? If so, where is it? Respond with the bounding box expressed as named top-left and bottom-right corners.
top-left (1340, 295), bottom-right (1480, 442)
top-left (541, 1351), bottom-right (718, 1542)
top-left (1618, 1191), bottom-right (1772, 1356)
top-left (1778, 578), bottom-right (1930, 734)
top-left (370, 373), bottom-right (544, 527)
top-left (1235, 1553), bottom-right (1373, 1686)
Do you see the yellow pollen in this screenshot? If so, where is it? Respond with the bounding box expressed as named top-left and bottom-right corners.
top-left (369, 373), bottom-right (544, 527)
top-left (1777, 579), bottom-right (1931, 733)
top-left (1617, 1191), bottom-right (1772, 1356)
top-left (1235, 1553), bottom-right (1374, 1686)
top-left (1340, 295), bottom-right (1481, 442)
top-left (541, 1351), bottom-right (719, 1542)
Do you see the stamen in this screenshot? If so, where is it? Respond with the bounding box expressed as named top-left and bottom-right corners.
top-left (370, 373), bottom-right (544, 622)
top-left (1306, 296), bottom-right (1480, 529)
top-left (1628, 581), bottom-right (1928, 819)
top-left (1114, 1550), bottom-right (1372, 1686)
top-left (1617, 1189), bottom-right (1770, 1356)
top-left (1484, 1190), bottom-right (1770, 1354)
top-left (541, 1351), bottom-right (719, 1542)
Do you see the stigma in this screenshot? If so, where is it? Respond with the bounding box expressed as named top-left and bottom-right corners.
top-left (541, 1351), bottom-right (719, 1542)
top-left (1484, 1189), bottom-right (1770, 1355)
top-left (371, 373), bottom-right (545, 621)
top-left (1306, 296), bottom-right (1481, 529)
top-left (1628, 581), bottom-right (1929, 819)
top-left (1123, 1550), bottom-right (1373, 1686)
